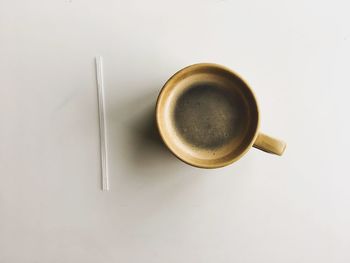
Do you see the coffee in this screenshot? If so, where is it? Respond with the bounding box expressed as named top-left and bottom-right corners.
top-left (173, 82), bottom-right (247, 149)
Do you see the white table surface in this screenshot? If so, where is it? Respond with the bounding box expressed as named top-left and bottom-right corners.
top-left (1, 0), bottom-right (350, 262)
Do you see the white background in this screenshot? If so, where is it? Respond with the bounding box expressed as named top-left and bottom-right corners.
top-left (1, 0), bottom-right (350, 262)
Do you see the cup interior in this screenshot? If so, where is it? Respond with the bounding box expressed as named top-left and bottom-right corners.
top-left (156, 64), bottom-right (259, 168)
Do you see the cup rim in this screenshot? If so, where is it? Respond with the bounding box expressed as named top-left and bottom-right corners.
top-left (156, 63), bottom-right (260, 168)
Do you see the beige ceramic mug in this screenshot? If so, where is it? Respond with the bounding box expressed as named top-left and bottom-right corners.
top-left (156, 63), bottom-right (286, 168)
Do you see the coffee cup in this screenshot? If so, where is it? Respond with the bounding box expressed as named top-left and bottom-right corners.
top-left (156, 63), bottom-right (286, 168)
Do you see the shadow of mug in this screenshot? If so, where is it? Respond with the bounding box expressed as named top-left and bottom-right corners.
top-left (109, 89), bottom-right (178, 177)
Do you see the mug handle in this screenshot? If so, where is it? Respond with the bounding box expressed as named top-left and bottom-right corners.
top-left (253, 133), bottom-right (286, 156)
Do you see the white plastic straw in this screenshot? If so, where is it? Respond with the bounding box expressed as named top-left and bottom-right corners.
top-left (95, 56), bottom-right (109, 191)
